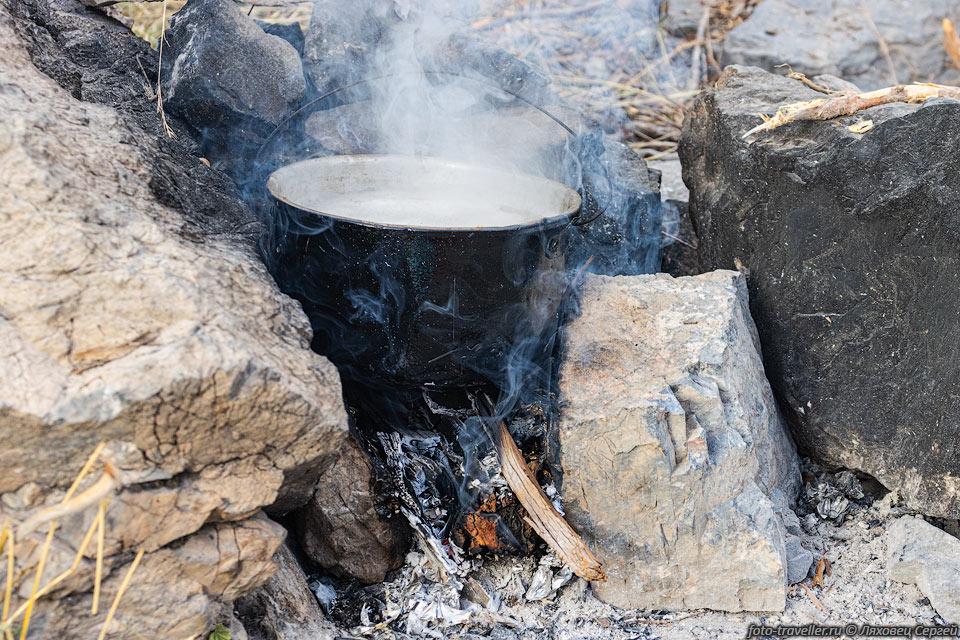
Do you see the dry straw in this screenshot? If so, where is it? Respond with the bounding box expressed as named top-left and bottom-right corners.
top-left (0, 443), bottom-right (142, 639)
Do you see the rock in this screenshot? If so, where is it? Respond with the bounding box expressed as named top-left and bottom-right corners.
top-left (26, 514), bottom-right (286, 639)
top-left (662, 0), bottom-right (708, 38)
top-left (256, 20), bottom-right (305, 57)
top-left (0, 2), bottom-right (350, 637)
top-left (723, 0), bottom-right (960, 90)
top-left (302, 0), bottom-right (551, 102)
top-left (679, 65), bottom-right (960, 518)
top-left (297, 436), bottom-right (410, 584)
top-left (649, 156), bottom-right (699, 277)
top-left (235, 542), bottom-right (339, 640)
top-left (887, 516), bottom-right (960, 624)
top-left (161, 0), bottom-right (306, 163)
top-left (574, 138), bottom-right (663, 276)
top-left (785, 535), bottom-right (814, 585)
top-left (301, 0), bottom-right (392, 97)
top-left (556, 271), bottom-right (800, 611)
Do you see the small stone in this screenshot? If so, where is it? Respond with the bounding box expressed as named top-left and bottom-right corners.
top-left (887, 516), bottom-right (960, 624)
top-left (785, 535), bottom-right (814, 584)
top-left (296, 436), bottom-right (410, 584)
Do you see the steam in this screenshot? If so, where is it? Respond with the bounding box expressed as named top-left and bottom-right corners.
top-left (254, 0), bottom-right (664, 427)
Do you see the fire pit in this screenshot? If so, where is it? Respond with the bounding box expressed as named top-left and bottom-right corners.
top-left (267, 154), bottom-right (584, 388)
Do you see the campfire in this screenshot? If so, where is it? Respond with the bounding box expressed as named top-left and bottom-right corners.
top-left (5, 0), bottom-right (960, 637)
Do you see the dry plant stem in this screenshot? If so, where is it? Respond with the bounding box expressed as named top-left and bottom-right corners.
top-left (3, 515), bottom-right (101, 629)
top-left (96, 549), bottom-right (144, 640)
top-left (688, 6), bottom-right (710, 91)
top-left (92, 500), bottom-right (107, 615)
top-left (798, 582), bottom-right (829, 614)
top-left (1, 522), bottom-right (11, 623)
top-left (944, 19), bottom-right (960, 72)
top-left (18, 472), bottom-right (116, 537)
top-left (155, 1), bottom-right (175, 138)
top-left (493, 422), bottom-right (606, 582)
top-left (6, 443), bottom-right (106, 636)
top-left (744, 83), bottom-right (960, 137)
top-left (862, 4), bottom-right (897, 85)
top-left (19, 525), bottom-right (55, 639)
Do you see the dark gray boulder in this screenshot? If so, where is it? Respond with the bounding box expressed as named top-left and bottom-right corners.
top-left (161, 0), bottom-right (306, 165)
top-left (575, 138), bottom-right (663, 275)
top-left (723, 0), bottom-right (960, 90)
top-left (296, 436), bottom-right (409, 584)
top-left (679, 65), bottom-right (960, 518)
top-left (256, 20), bottom-right (305, 57)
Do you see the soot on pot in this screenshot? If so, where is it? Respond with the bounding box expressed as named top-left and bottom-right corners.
top-left (248, 0), bottom-right (664, 427)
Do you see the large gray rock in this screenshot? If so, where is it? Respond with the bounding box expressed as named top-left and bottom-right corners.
top-left (723, 0), bottom-right (960, 90)
top-left (297, 436), bottom-right (410, 584)
top-left (887, 516), bottom-right (960, 624)
top-left (679, 65), bottom-right (960, 519)
top-left (0, 2), bottom-right (351, 637)
top-left (556, 271), bottom-right (800, 611)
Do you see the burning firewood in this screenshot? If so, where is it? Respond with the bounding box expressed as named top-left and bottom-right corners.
top-left (744, 82), bottom-right (960, 138)
top-left (492, 422), bottom-right (606, 582)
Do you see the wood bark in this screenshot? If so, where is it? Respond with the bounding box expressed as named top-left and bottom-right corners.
top-left (493, 422), bottom-right (606, 582)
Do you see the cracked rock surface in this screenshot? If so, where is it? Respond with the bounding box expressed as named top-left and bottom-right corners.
top-left (556, 270), bottom-right (800, 611)
top-left (0, 1), bottom-right (349, 637)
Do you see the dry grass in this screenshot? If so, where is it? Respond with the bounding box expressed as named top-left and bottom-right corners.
top-left (475, 0), bottom-right (761, 158)
top-left (0, 444), bottom-right (141, 639)
top-left (116, 0), bottom-right (311, 48)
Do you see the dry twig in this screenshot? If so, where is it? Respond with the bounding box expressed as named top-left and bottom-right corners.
top-left (744, 83), bottom-right (960, 137)
top-left (944, 18), bottom-right (960, 73)
top-left (688, 6), bottom-right (711, 91)
top-left (862, 4), bottom-right (898, 85)
top-left (493, 422), bottom-right (605, 582)
top-left (775, 64), bottom-right (847, 95)
top-left (797, 582), bottom-right (829, 614)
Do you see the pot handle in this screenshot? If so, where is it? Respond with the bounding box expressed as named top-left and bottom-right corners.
top-left (256, 71), bottom-right (608, 226)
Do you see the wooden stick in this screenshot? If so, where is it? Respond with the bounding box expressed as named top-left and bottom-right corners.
top-left (688, 6), bottom-right (710, 92)
top-left (493, 422), bottom-right (605, 582)
top-left (944, 19), bottom-right (960, 73)
top-left (862, 5), bottom-right (898, 85)
top-left (744, 83), bottom-right (960, 137)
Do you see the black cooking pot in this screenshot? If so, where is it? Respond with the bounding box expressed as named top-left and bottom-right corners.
top-left (267, 154), bottom-right (585, 389)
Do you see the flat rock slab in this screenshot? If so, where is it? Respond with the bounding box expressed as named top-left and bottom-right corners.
top-left (723, 0), bottom-right (960, 90)
top-left (887, 516), bottom-right (960, 624)
top-left (556, 271), bottom-right (799, 611)
top-left (680, 65), bottom-right (960, 519)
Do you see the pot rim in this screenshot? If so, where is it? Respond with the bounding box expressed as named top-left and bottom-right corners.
top-left (266, 154), bottom-right (583, 233)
